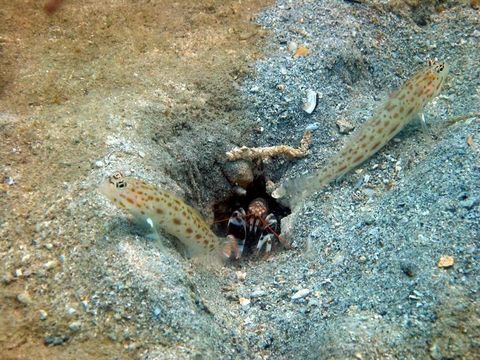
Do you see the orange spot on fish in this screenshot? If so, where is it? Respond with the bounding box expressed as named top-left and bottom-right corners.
top-left (353, 155), bottom-right (364, 163)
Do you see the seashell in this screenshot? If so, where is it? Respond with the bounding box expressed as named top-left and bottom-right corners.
top-left (302, 89), bottom-right (317, 114)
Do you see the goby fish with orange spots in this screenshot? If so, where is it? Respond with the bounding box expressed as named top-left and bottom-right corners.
top-left (273, 59), bottom-right (449, 207)
top-left (100, 172), bottom-right (222, 258)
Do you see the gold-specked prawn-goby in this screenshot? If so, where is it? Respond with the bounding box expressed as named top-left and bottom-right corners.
top-left (273, 59), bottom-right (449, 208)
top-left (100, 172), bottom-right (223, 260)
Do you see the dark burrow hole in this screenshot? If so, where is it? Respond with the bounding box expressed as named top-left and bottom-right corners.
top-left (212, 174), bottom-right (291, 258)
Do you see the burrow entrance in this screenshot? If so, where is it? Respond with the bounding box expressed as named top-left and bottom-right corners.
top-left (212, 167), bottom-right (291, 257)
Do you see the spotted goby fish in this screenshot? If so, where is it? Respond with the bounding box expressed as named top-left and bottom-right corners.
top-left (273, 59), bottom-right (449, 208)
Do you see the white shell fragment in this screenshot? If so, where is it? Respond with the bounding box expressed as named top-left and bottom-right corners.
top-left (302, 89), bottom-right (318, 114)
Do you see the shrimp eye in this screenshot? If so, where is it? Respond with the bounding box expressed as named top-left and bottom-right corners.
top-left (116, 180), bottom-right (127, 189)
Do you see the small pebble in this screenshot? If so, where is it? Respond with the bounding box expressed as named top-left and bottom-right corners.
top-left (336, 119), bottom-right (355, 134)
top-left (291, 288), bottom-right (311, 300)
top-left (287, 41), bottom-right (298, 53)
top-left (305, 122), bottom-right (320, 131)
top-left (236, 271), bottom-right (247, 281)
top-left (39, 309), bottom-right (48, 320)
top-left (94, 160), bottom-right (104, 168)
top-left (44, 335), bottom-right (69, 346)
top-left (68, 321), bottom-right (82, 332)
top-left (66, 307), bottom-right (77, 316)
top-left (138, 150), bottom-right (146, 158)
top-left (250, 289), bottom-right (266, 298)
top-left (43, 260), bottom-right (57, 270)
top-left (15, 268), bottom-right (23, 277)
top-left (45, 243), bottom-right (53, 250)
top-left (239, 297), bottom-right (251, 307)
top-left (17, 291), bottom-right (33, 305)
top-left (4, 176), bottom-right (15, 185)
top-left (438, 255), bottom-right (454, 268)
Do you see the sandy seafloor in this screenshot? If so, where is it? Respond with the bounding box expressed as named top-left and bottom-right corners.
top-left (0, 0), bottom-right (479, 359)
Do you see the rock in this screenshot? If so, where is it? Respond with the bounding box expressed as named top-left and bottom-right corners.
top-left (39, 309), bottom-right (48, 320)
top-left (68, 321), bottom-right (82, 332)
top-left (287, 41), bottom-right (298, 53)
top-left (437, 255), bottom-right (454, 268)
top-left (291, 288), bottom-right (311, 300)
top-left (93, 160), bottom-right (104, 168)
top-left (336, 119), bottom-right (355, 134)
top-left (239, 297), bottom-right (251, 308)
top-left (223, 160), bottom-right (254, 188)
top-left (305, 122), bottom-right (320, 131)
top-left (44, 335), bottom-right (69, 346)
top-left (43, 260), bottom-right (57, 270)
top-left (250, 289), bottom-right (266, 298)
top-left (236, 271), bottom-right (247, 281)
top-left (17, 291), bottom-right (33, 305)
top-left (66, 307), bottom-right (77, 317)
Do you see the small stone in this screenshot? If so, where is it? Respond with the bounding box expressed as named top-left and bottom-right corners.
top-left (94, 160), bottom-right (104, 168)
top-left (223, 160), bottom-right (254, 188)
top-left (39, 309), bottom-right (48, 320)
top-left (358, 255), bottom-right (367, 264)
top-left (44, 335), bottom-right (69, 346)
top-left (17, 291), bottom-right (33, 305)
top-left (43, 260), bottom-right (57, 270)
top-left (305, 122), bottom-right (320, 131)
top-left (138, 150), bottom-right (146, 158)
top-left (294, 46), bottom-right (309, 58)
top-left (14, 268), bottom-right (23, 277)
top-left (68, 321), bottom-right (82, 332)
top-left (277, 84), bottom-right (286, 91)
top-left (66, 307), bottom-right (77, 316)
top-left (291, 288), bottom-right (310, 300)
top-left (438, 255), bottom-right (454, 268)
top-left (336, 119), bottom-right (355, 134)
top-left (287, 41), bottom-right (298, 53)
top-left (250, 86), bottom-right (259, 93)
top-left (239, 297), bottom-right (251, 307)
top-left (45, 243), bottom-right (53, 250)
top-left (236, 271), bottom-right (247, 281)
top-left (250, 289), bottom-right (266, 298)
top-left (4, 176), bottom-right (15, 185)
top-left (127, 342), bottom-right (140, 351)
